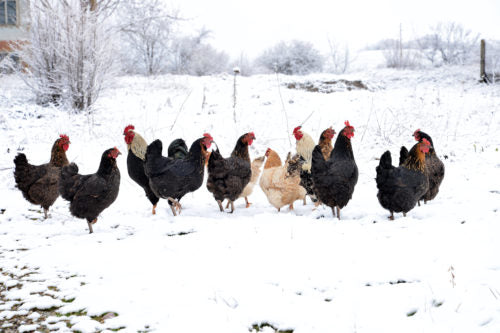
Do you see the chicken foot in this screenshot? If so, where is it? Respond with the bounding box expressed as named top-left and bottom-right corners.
top-left (152, 204), bottom-right (157, 215)
top-left (336, 206), bottom-right (341, 220)
top-left (228, 200), bottom-right (235, 213)
top-left (43, 208), bottom-right (48, 219)
top-left (289, 203), bottom-right (294, 210)
top-left (389, 211), bottom-right (395, 220)
top-left (167, 197), bottom-right (182, 216)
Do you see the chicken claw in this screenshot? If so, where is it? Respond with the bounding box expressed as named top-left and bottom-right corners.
top-left (217, 200), bottom-right (224, 212)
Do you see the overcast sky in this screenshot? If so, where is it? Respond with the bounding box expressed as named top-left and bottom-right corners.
top-left (171, 0), bottom-right (500, 58)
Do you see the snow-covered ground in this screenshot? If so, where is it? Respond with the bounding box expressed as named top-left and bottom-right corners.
top-left (1, 65), bottom-right (500, 332)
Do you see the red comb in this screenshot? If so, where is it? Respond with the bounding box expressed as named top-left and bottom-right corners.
top-left (413, 129), bottom-right (421, 140)
top-left (293, 126), bottom-right (302, 133)
top-left (344, 121), bottom-right (351, 127)
top-left (123, 125), bottom-right (135, 135)
top-left (249, 132), bottom-right (256, 138)
top-left (203, 133), bottom-right (213, 140)
top-left (59, 134), bottom-right (69, 141)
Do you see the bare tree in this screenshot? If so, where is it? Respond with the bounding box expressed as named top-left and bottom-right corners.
top-left (417, 22), bottom-right (479, 65)
top-left (19, 0), bottom-right (118, 111)
top-left (118, 0), bottom-right (180, 75)
top-left (326, 37), bottom-right (353, 74)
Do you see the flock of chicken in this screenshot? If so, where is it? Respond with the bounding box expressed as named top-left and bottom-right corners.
top-left (12, 122), bottom-right (445, 233)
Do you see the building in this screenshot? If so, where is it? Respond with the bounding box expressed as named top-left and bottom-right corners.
top-left (0, 0), bottom-right (29, 62)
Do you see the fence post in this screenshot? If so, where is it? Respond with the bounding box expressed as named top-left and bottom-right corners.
top-left (480, 39), bottom-right (490, 83)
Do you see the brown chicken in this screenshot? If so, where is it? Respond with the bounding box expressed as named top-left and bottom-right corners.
top-left (227, 156), bottom-right (265, 209)
top-left (259, 148), bottom-right (306, 212)
top-left (319, 127), bottom-right (336, 160)
top-left (13, 135), bottom-right (71, 219)
top-left (207, 133), bottom-right (255, 213)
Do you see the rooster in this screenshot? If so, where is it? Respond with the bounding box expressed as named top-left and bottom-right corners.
top-left (376, 138), bottom-right (431, 220)
top-left (207, 132), bottom-right (255, 213)
top-left (413, 130), bottom-right (445, 204)
top-left (124, 125), bottom-right (159, 214)
top-left (259, 148), bottom-right (306, 211)
top-left (144, 134), bottom-right (213, 216)
top-left (13, 134), bottom-right (71, 219)
top-left (291, 126), bottom-right (316, 204)
top-left (227, 156), bottom-right (265, 209)
top-left (312, 121), bottom-right (358, 219)
top-left (59, 147), bottom-right (121, 233)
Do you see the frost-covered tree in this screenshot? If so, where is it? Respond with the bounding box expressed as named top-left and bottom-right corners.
top-left (417, 22), bottom-right (479, 65)
top-left (256, 40), bottom-right (323, 75)
top-left (19, 0), bottom-right (117, 111)
top-left (170, 29), bottom-right (229, 76)
top-left (118, 0), bottom-right (179, 75)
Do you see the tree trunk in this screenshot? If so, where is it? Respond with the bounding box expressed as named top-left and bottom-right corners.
top-left (480, 39), bottom-right (489, 84)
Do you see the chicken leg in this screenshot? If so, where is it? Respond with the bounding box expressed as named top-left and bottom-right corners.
top-left (389, 211), bottom-right (395, 220)
top-left (88, 218), bottom-right (97, 234)
top-left (336, 206), bottom-right (341, 220)
top-left (228, 200), bottom-right (235, 213)
top-left (43, 208), bottom-right (48, 219)
top-left (289, 203), bottom-right (294, 210)
top-left (245, 197), bottom-right (251, 208)
top-left (167, 197), bottom-right (182, 216)
top-left (217, 200), bottom-right (224, 212)
top-left (152, 204), bottom-right (157, 215)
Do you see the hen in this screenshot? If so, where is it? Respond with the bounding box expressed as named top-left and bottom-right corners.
top-left (59, 147), bottom-right (121, 233)
top-left (207, 132), bottom-right (255, 213)
top-left (312, 121), bottom-right (358, 219)
top-left (291, 126), bottom-right (317, 204)
top-left (413, 129), bottom-right (445, 204)
top-left (227, 156), bottom-right (265, 209)
top-left (13, 134), bottom-right (71, 219)
top-left (144, 134), bottom-right (213, 216)
top-left (376, 138), bottom-right (431, 220)
top-left (124, 125), bottom-right (159, 214)
top-left (259, 148), bottom-right (306, 211)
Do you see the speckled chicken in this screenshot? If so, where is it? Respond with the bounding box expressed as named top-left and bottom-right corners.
top-left (13, 135), bottom-right (71, 219)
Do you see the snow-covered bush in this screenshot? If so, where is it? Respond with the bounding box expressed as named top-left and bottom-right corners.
top-left (256, 40), bottom-right (324, 75)
top-left (325, 38), bottom-right (353, 74)
top-left (19, 0), bottom-right (117, 111)
top-left (383, 40), bottom-right (423, 69)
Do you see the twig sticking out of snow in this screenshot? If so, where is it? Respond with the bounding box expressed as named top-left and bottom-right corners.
top-left (275, 72), bottom-right (292, 149)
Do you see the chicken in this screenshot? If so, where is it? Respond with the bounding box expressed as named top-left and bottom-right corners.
top-left (144, 134), bottom-right (213, 216)
top-left (291, 126), bottom-right (317, 204)
top-left (124, 125), bottom-right (159, 214)
top-left (259, 148), bottom-right (306, 211)
top-left (413, 129), bottom-right (445, 204)
top-left (311, 121), bottom-right (358, 219)
top-left (13, 134), bottom-right (71, 219)
top-left (59, 147), bottom-right (121, 233)
top-left (167, 138), bottom-right (189, 160)
top-left (207, 132), bottom-right (255, 213)
top-left (376, 138), bottom-right (431, 220)
top-left (319, 127), bottom-right (336, 160)
top-left (227, 156), bottom-right (265, 209)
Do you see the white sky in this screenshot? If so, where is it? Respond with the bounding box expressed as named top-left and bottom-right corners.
top-left (171, 0), bottom-right (500, 59)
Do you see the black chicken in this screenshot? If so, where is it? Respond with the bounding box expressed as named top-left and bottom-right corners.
top-left (207, 132), bottom-right (255, 213)
top-left (59, 147), bottom-right (121, 233)
top-left (144, 134), bottom-right (213, 216)
top-left (311, 121), bottom-right (358, 219)
top-left (167, 139), bottom-right (189, 160)
top-left (413, 129), bottom-right (445, 204)
top-left (376, 139), bottom-right (431, 220)
top-left (13, 135), bottom-right (71, 219)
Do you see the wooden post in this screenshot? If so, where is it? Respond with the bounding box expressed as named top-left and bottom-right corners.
top-left (480, 39), bottom-right (489, 83)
